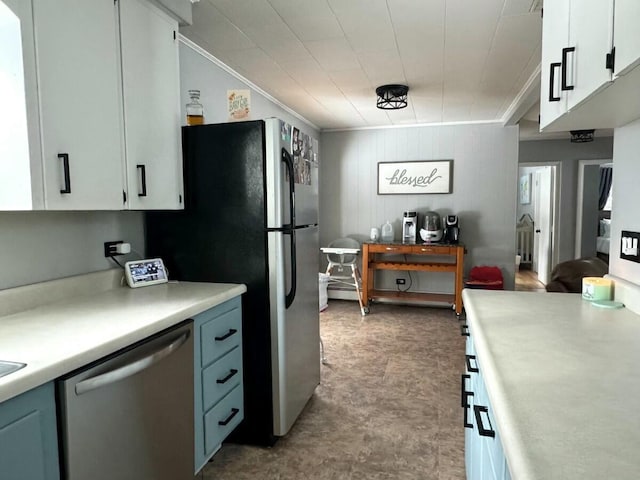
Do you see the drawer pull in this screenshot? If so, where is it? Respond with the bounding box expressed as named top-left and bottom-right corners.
top-left (473, 405), bottom-right (495, 438)
top-left (215, 328), bottom-right (238, 341)
top-left (385, 247), bottom-right (398, 251)
top-left (216, 368), bottom-right (239, 384)
top-left (461, 374), bottom-right (470, 407)
top-left (466, 354), bottom-right (479, 373)
top-left (218, 407), bottom-right (240, 426)
top-left (460, 324), bottom-right (469, 337)
top-left (463, 392), bottom-right (474, 428)
top-left (420, 248), bottom-right (434, 252)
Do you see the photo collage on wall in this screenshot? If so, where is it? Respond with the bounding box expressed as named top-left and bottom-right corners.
top-left (281, 121), bottom-right (318, 186)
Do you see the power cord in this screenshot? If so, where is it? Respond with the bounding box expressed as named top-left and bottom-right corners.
top-left (396, 254), bottom-right (413, 292)
top-left (109, 256), bottom-right (124, 269)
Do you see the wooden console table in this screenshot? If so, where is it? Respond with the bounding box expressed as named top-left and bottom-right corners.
top-left (361, 242), bottom-right (465, 315)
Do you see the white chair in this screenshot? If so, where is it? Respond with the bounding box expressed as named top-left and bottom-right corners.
top-left (321, 238), bottom-right (366, 316)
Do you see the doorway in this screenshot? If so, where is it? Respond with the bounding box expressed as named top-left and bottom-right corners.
top-left (516, 163), bottom-right (559, 287)
top-left (575, 159), bottom-right (613, 260)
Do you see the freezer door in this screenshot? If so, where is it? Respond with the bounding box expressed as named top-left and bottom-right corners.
top-left (267, 226), bottom-right (320, 436)
top-left (265, 119), bottom-right (318, 228)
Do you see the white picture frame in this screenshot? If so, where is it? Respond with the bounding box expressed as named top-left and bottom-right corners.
top-left (519, 174), bottom-right (531, 204)
top-left (377, 160), bottom-right (453, 195)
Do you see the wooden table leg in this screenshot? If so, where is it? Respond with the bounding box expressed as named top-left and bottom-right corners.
top-left (361, 243), bottom-right (370, 311)
top-left (455, 246), bottom-right (464, 315)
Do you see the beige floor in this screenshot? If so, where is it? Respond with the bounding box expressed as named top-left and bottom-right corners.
top-left (514, 269), bottom-right (546, 292)
top-left (200, 301), bottom-right (466, 480)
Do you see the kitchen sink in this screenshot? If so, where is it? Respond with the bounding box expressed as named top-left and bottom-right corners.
top-left (0, 360), bottom-right (26, 379)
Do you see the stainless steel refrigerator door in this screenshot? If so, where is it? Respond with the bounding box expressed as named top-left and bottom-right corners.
top-left (58, 322), bottom-right (194, 480)
top-left (265, 119), bottom-right (319, 229)
top-left (267, 226), bottom-right (320, 436)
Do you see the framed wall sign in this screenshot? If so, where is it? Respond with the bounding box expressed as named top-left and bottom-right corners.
top-left (519, 173), bottom-right (531, 204)
top-left (377, 160), bottom-right (453, 195)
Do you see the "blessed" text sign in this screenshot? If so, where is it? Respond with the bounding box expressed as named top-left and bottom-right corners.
top-left (377, 160), bottom-right (453, 195)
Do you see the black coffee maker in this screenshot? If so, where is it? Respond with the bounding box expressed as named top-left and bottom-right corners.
top-left (443, 215), bottom-right (460, 244)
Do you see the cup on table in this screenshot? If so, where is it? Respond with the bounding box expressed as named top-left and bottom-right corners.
top-left (370, 227), bottom-right (380, 241)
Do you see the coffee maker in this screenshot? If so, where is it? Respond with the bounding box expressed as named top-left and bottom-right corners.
top-left (443, 215), bottom-right (460, 244)
top-left (402, 211), bottom-right (417, 244)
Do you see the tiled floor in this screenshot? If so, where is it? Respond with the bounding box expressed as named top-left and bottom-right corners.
top-left (200, 301), bottom-right (466, 479)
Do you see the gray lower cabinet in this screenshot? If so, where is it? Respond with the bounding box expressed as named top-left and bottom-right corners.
top-left (0, 382), bottom-right (60, 480)
top-left (194, 297), bottom-right (244, 473)
top-left (463, 330), bottom-right (511, 480)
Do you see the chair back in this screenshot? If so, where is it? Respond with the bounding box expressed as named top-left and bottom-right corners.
top-left (326, 238), bottom-right (360, 265)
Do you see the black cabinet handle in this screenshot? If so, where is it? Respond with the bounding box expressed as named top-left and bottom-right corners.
top-left (473, 405), bottom-right (495, 438)
top-left (58, 153), bottom-right (71, 194)
top-left (218, 407), bottom-right (240, 426)
top-left (549, 62), bottom-right (562, 101)
top-left (136, 164), bottom-right (147, 197)
top-left (561, 47), bottom-right (575, 91)
top-left (214, 328), bottom-right (237, 341)
top-left (216, 368), bottom-right (239, 384)
top-left (460, 324), bottom-right (469, 336)
top-left (466, 355), bottom-right (479, 373)
top-left (461, 374), bottom-right (470, 407)
top-left (463, 392), bottom-right (474, 428)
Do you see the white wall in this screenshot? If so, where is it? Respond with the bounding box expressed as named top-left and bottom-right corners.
top-left (178, 40), bottom-right (319, 139)
top-left (0, 211), bottom-right (143, 290)
top-left (519, 137), bottom-right (613, 262)
top-left (609, 118), bottom-right (640, 282)
top-left (320, 123), bottom-right (519, 290)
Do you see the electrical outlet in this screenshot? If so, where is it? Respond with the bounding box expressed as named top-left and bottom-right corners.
top-left (396, 278), bottom-right (406, 285)
top-left (104, 240), bottom-right (124, 257)
top-left (620, 231), bottom-right (640, 263)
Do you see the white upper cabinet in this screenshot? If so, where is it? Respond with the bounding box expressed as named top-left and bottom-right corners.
top-left (0, 0), bottom-right (183, 211)
top-left (540, 0), bottom-right (570, 129)
top-left (613, 0), bottom-right (640, 77)
top-left (120, 0), bottom-right (183, 210)
top-left (0, 0), bottom-right (43, 210)
top-left (540, 0), bottom-right (640, 131)
top-left (566, 0), bottom-right (614, 110)
top-left (33, 0), bottom-right (126, 210)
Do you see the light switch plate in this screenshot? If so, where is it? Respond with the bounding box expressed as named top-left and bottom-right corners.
top-left (620, 231), bottom-right (640, 263)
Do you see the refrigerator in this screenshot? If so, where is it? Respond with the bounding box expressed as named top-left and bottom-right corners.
top-left (145, 118), bottom-right (320, 446)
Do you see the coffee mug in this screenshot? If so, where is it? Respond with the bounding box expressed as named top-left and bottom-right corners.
top-left (370, 227), bottom-right (380, 241)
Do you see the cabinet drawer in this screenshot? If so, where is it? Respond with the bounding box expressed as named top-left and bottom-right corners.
top-left (202, 347), bottom-right (243, 412)
top-left (200, 304), bottom-right (242, 367)
top-left (203, 385), bottom-right (243, 454)
top-left (410, 245), bottom-right (453, 255)
top-left (367, 244), bottom-right (412, 254)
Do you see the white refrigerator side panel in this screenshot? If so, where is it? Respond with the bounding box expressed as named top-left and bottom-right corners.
top-left (265, 118), bottom-right (286, 229)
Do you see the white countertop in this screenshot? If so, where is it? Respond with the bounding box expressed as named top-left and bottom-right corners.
top-left (463, 289), bottom-right (640, 480)
top-left (0, 271), bottom-right (246, 404)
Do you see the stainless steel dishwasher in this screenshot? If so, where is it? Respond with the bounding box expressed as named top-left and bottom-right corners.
top-left (57, 320), bottom-right (194, 480)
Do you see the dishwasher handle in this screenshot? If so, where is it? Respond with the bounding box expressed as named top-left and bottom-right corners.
top-left (75, 331), bottom-right (190, 395)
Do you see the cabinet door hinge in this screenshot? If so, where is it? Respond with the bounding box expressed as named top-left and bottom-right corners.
top-left (173, 31), bottom-right (176, 40)
top-left (123, 190), bottom-right (127, 203)
top-left (179, 194), bottom-right (183, 203)
top-left (540, 7), bottom-right (543, 18)
top-left (606, 47), bottom-right (616, 71)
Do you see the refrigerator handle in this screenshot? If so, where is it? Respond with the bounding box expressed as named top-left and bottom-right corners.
top-left (281, 148), bottom-right (296, 229)
top-left (284, 229), bottom-right (297, 308)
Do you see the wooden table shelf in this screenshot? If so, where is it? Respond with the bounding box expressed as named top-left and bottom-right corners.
top-left (362, 242), bottom-right (465, 315)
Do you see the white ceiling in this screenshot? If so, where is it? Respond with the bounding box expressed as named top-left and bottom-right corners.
top-left (181, 0), bottom-right (543, 130)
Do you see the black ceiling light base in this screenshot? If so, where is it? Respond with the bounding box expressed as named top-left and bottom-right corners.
top-left (376, 84), bottom-right (409, 110)
top-left (570, 129), bottom-right (595, 143)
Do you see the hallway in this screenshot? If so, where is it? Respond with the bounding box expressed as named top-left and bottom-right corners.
top-left (515, 269), bottom-right (546, 292)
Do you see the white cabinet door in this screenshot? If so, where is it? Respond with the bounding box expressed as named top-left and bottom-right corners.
top-left (0, 0), bottom-right (43, 210)
top-left (32, 0), bottom-right (125, 210)
top-left (613, 0), bottom-right (640, 77)
top-left (566, 0), bottom-right (614, 110)
top-left (539, 1), bottom-right (570, 130)
top-left (120, 0), bottom-right (183, 210)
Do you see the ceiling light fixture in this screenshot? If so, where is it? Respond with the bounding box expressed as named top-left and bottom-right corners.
top-left (570, 129), bottom-right (595, 143)
top-left (376, 84), bottom-right (409, 110)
